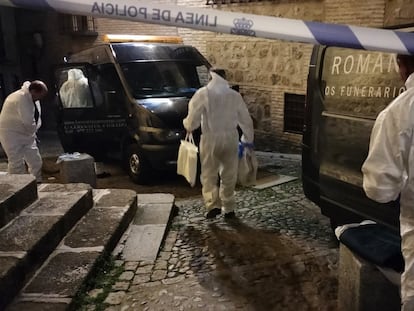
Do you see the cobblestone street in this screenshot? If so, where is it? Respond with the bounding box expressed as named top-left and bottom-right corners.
top-left (94, 154), bottom-right (339, 311)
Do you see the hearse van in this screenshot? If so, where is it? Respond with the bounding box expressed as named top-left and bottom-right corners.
top-left (302, 44), bottom-right (406, 232)
top-left (54, 34), bottom-right (210, 183)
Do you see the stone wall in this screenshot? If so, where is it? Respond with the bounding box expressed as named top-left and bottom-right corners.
top-left (325, 0), bottom-right (385, 27)
top-left (384, 0), bottom-right (414, 27)
top-left (204, 35), bottom-right (312, 151)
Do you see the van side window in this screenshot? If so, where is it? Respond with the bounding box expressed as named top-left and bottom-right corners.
top-left (69, 45), bottom-right (112, 65)
top-left (58, 68), bottom-right (93, 108)
top-left (121, 62), bottom-right (209, 98)
top-left (90, 64), bottom-right (125, 114)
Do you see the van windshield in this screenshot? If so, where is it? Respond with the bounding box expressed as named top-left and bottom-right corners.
top-left (120, 61), bottom-right (209, 99)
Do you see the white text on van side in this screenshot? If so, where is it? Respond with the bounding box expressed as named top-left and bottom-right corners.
top-left (324, 85), bottom-right (405, 98)
top-left (331, 54), bottom-right (399, 75)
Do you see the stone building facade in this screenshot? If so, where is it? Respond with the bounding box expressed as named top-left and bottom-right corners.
top-left (0, 0), bottom-right (413, 152)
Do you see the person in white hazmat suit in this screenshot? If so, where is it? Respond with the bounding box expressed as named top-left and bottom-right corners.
top-left (362, 54), bottom-right (414, 310)
top-left (0, 80), bottom-right (48, 182)
top-left (59, 68), bottom-right (92, 108)
top-left (183, 68), bottom-right (254, 219)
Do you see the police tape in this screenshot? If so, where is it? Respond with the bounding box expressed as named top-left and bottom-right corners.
top-left (3, 0), bottom-right (414, 55)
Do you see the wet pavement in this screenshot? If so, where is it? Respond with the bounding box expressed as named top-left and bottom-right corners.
top-left (0, 131), bottom-right (340, 310)
top-left (92, 154), bottom-right (339, 311)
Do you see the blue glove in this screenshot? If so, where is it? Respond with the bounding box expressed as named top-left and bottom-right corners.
top-left (238, 142), bottom-right (254, 159)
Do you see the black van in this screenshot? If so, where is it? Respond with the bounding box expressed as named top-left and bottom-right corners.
top-left (54, 35), bottom-right (210, 183)
top-left (302, 45), bottom-right (405, 231)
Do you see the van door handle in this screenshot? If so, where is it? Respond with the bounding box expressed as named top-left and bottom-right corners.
top-left (313, 125), bottom-right (319, 154)
top-left (321, 80), bottom-right (326, 99)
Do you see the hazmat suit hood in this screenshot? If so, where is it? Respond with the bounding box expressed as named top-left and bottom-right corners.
top-left (22, 81), bottom-right (30, 90)
top-left (68, 68), bottom-right (88, 84)
top-left (59, 68), bottom-right (92, 108)
top-left (207, 72), bottom-right (229, 91)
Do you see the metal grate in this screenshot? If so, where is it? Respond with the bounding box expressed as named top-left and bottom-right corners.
top-left (284, 93), bottom-right (305, 134)
top-left (60, 14), bottom-right (97, 36)
top-left (206, 0), bottom-right (271, 4)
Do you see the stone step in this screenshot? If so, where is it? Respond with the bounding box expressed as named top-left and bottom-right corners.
top-left (337, 244), bottom-right (401, 311)
top-left (122, 193), bottom-right (176, 262)
top-left (6, 188), bottom-right (137, 311)
top-left (0, 184), bottom-right (93, 310)
top-left (0, 175), bottom-right (38, 228)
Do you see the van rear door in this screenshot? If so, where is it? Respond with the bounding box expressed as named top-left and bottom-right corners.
top-left (54, 63), bottom-right (128, 159)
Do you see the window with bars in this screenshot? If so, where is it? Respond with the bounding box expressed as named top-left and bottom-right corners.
top-left (206, 0), bottom-right (270, 4)
top-left (284, 93), bottom-right (305, 134)
top-left (61, 14), bottom-right (97, 36)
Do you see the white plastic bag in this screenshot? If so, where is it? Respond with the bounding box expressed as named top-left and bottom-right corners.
top-left (237, 145), bottom-right (258, 186)
top-left (56, 152), bottom-right (81, 164)
top-left (177, 133), bottom-right (198, 187)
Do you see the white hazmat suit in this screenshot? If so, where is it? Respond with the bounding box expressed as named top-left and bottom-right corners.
top-left (183, 72), bottom-right (254, 214)
top-left (362, 72), bottom-right (414, 309)
top-left (0, 82), bottom-right (42, 181)
top-left (59, 68), bottom-right (92, 108)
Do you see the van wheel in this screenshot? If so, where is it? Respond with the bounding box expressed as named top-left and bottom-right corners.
top-left (125, 144), bottom-right (149, 184)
